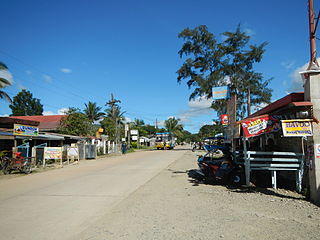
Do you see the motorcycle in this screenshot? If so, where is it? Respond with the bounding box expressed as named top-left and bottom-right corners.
top-left (188, 150), bottom-right (244, 187)
top-left (2, 152), bottom-right (32, 175)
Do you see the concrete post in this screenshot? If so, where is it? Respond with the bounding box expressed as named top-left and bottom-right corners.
top-left (304, 71), bottom-right (320, 205)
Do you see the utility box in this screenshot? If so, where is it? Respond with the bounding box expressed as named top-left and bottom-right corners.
top-left (77, 143), bottom-right (85, 160)
top-left (85, 144), bottom-right (96, 159)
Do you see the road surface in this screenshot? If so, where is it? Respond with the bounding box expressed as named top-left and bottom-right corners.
top-left (0, 149), bottom-right (186, 240)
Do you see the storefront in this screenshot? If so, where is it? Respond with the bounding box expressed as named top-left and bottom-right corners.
top-left (229, 92), bottom-right (314, 191)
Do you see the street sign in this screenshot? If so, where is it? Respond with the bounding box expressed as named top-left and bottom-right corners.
top-left (130, 130), bottom-right (138, 135)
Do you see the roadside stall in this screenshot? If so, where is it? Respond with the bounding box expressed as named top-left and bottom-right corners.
top-left (230, 93), bottom-right (315, 192)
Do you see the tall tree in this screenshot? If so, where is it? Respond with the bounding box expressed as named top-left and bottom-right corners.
top-left (198, 124), bottom-right (224, 139)
top-left (0, 62), bottom-right (12, 103)
top-left (83, 101), bottom-right (105, 123)
top-left (58, 108), bottom-right (93, 136)
top-left (164, 117), bottom-right (184, 140)
top-left (9, 89), bottom-right (43, 116)
top-left (177, 25), bottom-right (272, 118)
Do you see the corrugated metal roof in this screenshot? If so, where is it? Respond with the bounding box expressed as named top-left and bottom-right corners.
top-left (8, 115), bottom-right (66, 130)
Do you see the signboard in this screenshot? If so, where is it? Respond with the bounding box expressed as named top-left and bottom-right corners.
top-left (132, 136), bottom-right (138, 141)
top-left (13, 124), bottom-right (39, 136)
top-left (44, 147), bottom-right (62, 159)
top-left (315, 144), bottom-right (320, 159)
top-left (130, 130), bottom-right (138, 135)
top-left (212, 86), bottom-right (230, 100)
top-left (281, 119), bottom-right (313, 137)
top-left (241, 115), bottom-right (280, 138)
top-left (67, 147), bottom-right (79, 157)
top-left (220, 114), bottom-right (229, 125)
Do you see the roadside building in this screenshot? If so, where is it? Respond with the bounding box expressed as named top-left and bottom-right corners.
top-left (229, 92), bottom-right (314, 194)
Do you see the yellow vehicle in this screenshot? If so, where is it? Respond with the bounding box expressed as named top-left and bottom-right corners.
top-left (155, 132), bottom-right (175, 150)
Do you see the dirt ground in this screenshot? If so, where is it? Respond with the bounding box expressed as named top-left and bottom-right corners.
top-left (75, 149), bottom-right (320, 240)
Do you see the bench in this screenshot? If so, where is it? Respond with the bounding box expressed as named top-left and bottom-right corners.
top-left (233, 151), bottom-right (304, 192)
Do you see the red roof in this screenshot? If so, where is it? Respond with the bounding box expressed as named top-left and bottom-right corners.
top-left (9, 115), bottom-right (66, 131)
top-left (249, 92), bottom-right (311, 118)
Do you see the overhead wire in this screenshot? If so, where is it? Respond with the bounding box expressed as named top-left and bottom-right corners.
top-left (0, 49), bottom-right (96, 103)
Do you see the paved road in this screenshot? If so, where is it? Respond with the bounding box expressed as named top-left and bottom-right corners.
top-left (0, 148), bottom-right (187, 240)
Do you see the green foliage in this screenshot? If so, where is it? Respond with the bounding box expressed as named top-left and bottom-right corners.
top-left (131, 142), bottom-right (137, 148)
top-left (9, 89), bottom-right (43, 116)
top-left (164, 117), bottom-right (184, 141)
top-left (198, 124), bottom-right (224, 139)
top-left (177, 25), bottom-right (272, 118)
top-left (58, 108), bottom-right (93, 136)
top-left (83, 101), bottom-right (105, 123)
top-left (0, 62), bottom-right (12, 103)
top-left (101, 95), bottom-right (125, 141)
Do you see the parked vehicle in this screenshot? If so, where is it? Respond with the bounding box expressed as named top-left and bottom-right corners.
top-left (189, 150), bottom-right (244, 187)
top-left (2, 152), bottom-right (32, 174)
top-left (155, 132), bottom-right (176, 150)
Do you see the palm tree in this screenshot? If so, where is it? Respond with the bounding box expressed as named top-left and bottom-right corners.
top-left (0, 62), bottom-right (12, 103)
top-left (164, 117), bottom-right (183, 138)
top-left (101, 95), bottom-right (126, 142)
top-left (84, 101), bottom-right (105, 123)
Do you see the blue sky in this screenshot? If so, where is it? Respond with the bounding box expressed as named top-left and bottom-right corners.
top-left (0, 0), bottom-right (315, 133)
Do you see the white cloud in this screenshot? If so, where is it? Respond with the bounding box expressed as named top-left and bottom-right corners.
top-left (25, 70), bottom-right (32, 75)
top-left (43, 111), bottom-right (54, 115)
top-left (43, 108), bottom-right (68, 115)
top-left (287, 60), bottom-right (314, 93)
top-left (179, 96), bottom-right (213, 124)
top-left (124, 117), bottom-right (132, 123)
top-left (60, 68), bottom-right (72, 73)
top-left (43, 74), bottom-right (52, 83)
top-left (16, 83), bottom-right (26, 90)
top-left (0, 114), bottom-right (9, 117)
top-left (157, 120), bottom-right (165, 127)
top-left (188, 96), bottom-right (212, 109)
top-left (244, 28), bottom-right (255, 36)
top-left (281, 60), bottom-right (296, 70)
top-left (58, 108), bottom-right (69, 115)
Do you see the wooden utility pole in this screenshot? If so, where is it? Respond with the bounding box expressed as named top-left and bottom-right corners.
top-left (106, 94), bottom-right (121, 147)
top-left (308, 0), bottom-right (320, 69)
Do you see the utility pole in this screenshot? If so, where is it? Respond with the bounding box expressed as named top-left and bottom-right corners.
top-left (308, 0), bottom-right (320, 70)
top-left (303, 0), bottom-right (320, 206)
top-left (106, 94), bottom-right (121, 150)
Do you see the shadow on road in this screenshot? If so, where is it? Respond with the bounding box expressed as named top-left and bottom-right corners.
top-left (186, 168), bottom-right (306, 201)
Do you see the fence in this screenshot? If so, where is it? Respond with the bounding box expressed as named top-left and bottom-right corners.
top-left (234, 151), bottom-right (304, 192)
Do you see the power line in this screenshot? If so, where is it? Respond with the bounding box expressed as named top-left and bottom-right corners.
top-left (0, 49), bottom-right (94, 103)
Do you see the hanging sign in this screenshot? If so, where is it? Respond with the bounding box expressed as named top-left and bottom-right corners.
top-left (13, 124), bottom-right (39, 136)
top-left (241, 115), bottom-right (280, 138)
top-left (281, 119), bottom-right (313, 137)
top-left (220, 114), bottom-right (229, 125)
top-left (212, 86), bottom-right (230, 100)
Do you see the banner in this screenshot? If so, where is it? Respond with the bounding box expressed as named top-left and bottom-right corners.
top-left (281, 119), bottom-right (313, 137)
top-left (241, 115), bottom-right (280, 138)
top-left (13, 124), bottom-right (39, 136)
top-left (44, 147), bottom-right (62, 159)
top-left (212, 86), bottom-right (230, 100)
top-left (220, 114), bottom-right (229, 125)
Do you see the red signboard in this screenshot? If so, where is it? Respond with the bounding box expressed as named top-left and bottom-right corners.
top-left (241, 115), bottom-right (280, 138)
top-left (220, 114), bottom-right (229, 125)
